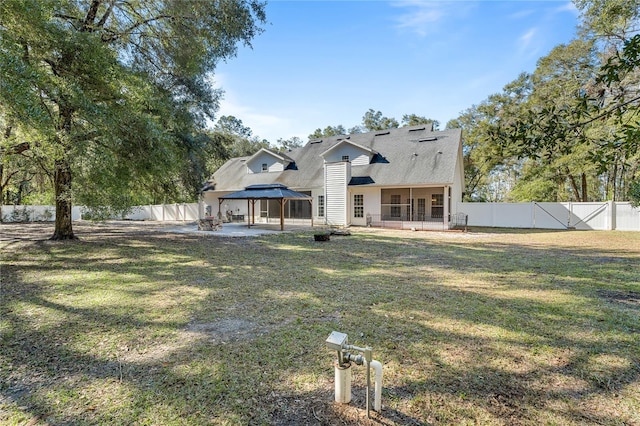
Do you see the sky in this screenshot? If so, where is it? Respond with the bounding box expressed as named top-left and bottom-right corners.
top-left (212, 0), bottom-right (581, 143)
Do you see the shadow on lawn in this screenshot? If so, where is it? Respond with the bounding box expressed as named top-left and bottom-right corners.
top-left (1, 225), bottom-right (639, 424)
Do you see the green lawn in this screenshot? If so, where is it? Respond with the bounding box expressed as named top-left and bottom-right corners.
top-left (1, 222), bottom-right (639, 425)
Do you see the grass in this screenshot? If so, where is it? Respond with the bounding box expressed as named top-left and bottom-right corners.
top-left (1, 222), bottom-right (639, 425)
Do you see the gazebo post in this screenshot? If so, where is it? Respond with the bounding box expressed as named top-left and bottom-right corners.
top-left (252, 200), bottom-right (256, 225)
top-left (280, 199), bottom-right (285, 231)
top-left (247, 199), bottom-right (250, 228)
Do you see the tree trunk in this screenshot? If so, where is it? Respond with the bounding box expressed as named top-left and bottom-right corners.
top-left (581, 173), bottom-right (588, 202)
top-left (567, 173), bottom-right (582, 202)
top-left (51, 158), bottom-right (76, 240)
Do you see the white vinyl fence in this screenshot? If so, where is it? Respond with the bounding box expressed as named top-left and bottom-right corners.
top-left (1, 203), bottom-right (200, 223)
top-left (458, 201), bottom-right (640, 231)
top-left (3, 201), bottom-right (639, 231)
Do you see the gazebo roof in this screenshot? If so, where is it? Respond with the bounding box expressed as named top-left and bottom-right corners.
top-left (219, 184), bottom-right (312, 200)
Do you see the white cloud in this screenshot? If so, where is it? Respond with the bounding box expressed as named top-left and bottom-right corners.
top-left (555, 2), bottom-right (578, 15)
top-left (518, 27), bottom-right (539, 58)
top-left (391, 1), bottom-right (451, 37)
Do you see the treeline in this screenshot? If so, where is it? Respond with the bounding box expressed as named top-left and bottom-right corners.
top-left (1, 1), bottom-right (639, 240)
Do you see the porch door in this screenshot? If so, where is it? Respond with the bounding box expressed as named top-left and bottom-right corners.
top-left (417, 198), bottom-right (426, 221)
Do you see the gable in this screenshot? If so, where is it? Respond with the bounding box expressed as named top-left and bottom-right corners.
top-left (246, 148), bottom-right (289, 174)
top-left (320, 140), bottom-right (374, 166)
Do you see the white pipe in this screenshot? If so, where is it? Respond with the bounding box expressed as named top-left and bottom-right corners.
top-left (365, 359), bottom-right (383, 412)
top-left (334, 361), bottom-right (352, 403)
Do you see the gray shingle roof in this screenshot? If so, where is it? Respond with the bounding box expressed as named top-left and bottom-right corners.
top-left (206, 125), bottom-right (462, 192)
top-left (220, 184), bottom-right (312, 200)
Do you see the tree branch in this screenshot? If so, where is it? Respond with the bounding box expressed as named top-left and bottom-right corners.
top-left (82, 0), bottom-right (102, 32)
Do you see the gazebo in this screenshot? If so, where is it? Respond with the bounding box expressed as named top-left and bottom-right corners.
top-left (219, 184), bottom-right (313, 231)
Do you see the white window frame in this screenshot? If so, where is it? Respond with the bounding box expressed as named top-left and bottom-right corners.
top-left (318, 195), bottom-right (325, 217)
top-left (353, 194), bottom-right (363, 218)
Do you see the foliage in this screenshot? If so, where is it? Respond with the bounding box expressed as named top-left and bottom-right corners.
top-left (629, 179), bottom-right (640, 207)
top-left (274, 136), bottom-right (304, 153)
top-left (401, 114), bottom-right (440, 130)
top-left (309, 125), bottom-right (348, 139)
top-left (0, 0), bottom-right (266, 239)
top-left (207, 115), bottom-right (269, 172)
top-left (308, 110), bottom-right (439, 139)
top-left (362, 109), bottom-right (399, 131)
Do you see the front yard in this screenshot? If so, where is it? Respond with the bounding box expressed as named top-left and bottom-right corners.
top-left (1, 222), bottom-right (638, 425)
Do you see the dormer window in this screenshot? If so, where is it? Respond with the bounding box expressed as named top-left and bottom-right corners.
top-left (342, 155), bottom-right (350, 162)
top-left (261, 163), bottom-right (268, 172)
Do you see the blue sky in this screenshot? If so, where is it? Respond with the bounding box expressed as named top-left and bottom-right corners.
top-left (212, 0), bottom-right (580, 143)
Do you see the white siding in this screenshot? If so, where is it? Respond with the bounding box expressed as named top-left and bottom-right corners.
top-left (246, 152), bottom-right (285, 174)
top-left (323, 144), bottom-right (370, 166)
top-left (325, 162), bottom-right (350, 226)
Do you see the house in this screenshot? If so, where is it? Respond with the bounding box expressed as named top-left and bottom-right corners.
top-left (201, 124), bottom-right (465, 229)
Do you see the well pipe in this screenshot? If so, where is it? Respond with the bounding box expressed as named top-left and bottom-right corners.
top-left (365, 359), bottom-right (383, 412)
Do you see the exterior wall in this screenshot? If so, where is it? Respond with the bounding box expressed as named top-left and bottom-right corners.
top-left (349, 186), bottom-right (380, 226)
top-left (246, 151), bottom-right (284, 174)
top-left (451, 142), bottom-right (465, 215)
top-left (202, 192), bottom-right (248, 218)
top-left (311, 187), bottom-right (326, 224)
top-left (324, 161), bottom-right (350, 226)
top-left (323, 145), bottom-right (370, 166)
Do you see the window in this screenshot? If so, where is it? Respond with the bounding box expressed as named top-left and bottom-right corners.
top-left (261, 163), bottom-right (268, 172)
top-left (431, 194), bottom-right (444, 218)
top-left (353, 194), bottom-right (363, 218)
top-left (390, 194), bottom-right (401, 218)
top-left (342, 155), bottom-right (350, 161)
top-left (318, 195), bottom-right (325, 217)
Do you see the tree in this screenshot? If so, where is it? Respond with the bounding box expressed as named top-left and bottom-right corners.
top-left (214, 115), bottom-right (254, 139)
top-left (0, 0), bottom-right (266, 239)
top-left (401, 114), bottom-right (440, 130)
top-left (309, 125), bottom-right (347, 139)
top-left (575, 0), bottom-right (640, 42)
top-left (275, 136), bottom-right (304, 153)
top-left (361, 109), bottom-right (399, 132)
top-left (207, 115), bottom-right (268, 172)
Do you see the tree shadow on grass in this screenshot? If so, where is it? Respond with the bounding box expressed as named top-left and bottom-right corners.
top-left (2, 225), bottom-right (639, 424)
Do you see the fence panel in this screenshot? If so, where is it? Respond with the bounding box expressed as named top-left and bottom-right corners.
top-left (459, 201), bottom-right (638, 231)
top-left (460, 203), bottom-right (497, 227)
top-left (533, 203), bottom-right (572, 229)
top-left (124, 206), bottom-right (151, 221)
top-left (615, 202), bottom-right (640, 231)
top-left (567, 202), bottom-right (609, 230)
top-left (184, 203), bottom-right (200, 221)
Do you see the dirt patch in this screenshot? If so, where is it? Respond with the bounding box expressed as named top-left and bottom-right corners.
top-left (597, 290), bottom-right (640, 307)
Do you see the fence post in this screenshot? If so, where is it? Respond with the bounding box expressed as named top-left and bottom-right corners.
top-left (608, 200), bottom-right (615, 230)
